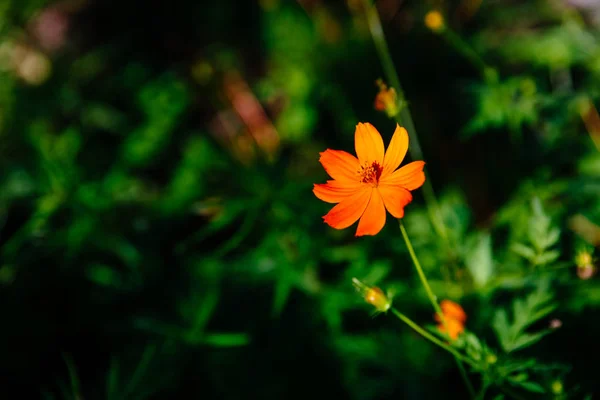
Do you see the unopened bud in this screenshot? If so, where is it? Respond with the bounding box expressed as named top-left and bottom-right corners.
top-left (485, 353), bottom-right (497, 365)
top-left (551, 380), bottom-right (563, 395)
top-left (575, 248), bottom-right (596, 280)
top-left (374, 79), bottom-right (400, 118)
top-left (424, 10), bottom-right (445, 33)
top-left (577, 264), bottom-right (596, 280)
top-left (575, 248), bottom-right (593, 268)
top-left (549, 319), bottom-right (562, 329)
top-left (352, 277), bottom-right (391, 313)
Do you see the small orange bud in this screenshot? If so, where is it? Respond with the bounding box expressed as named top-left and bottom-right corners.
top-left (374, 79), bottom-right (400, 118)
top-left (424, 10), bottom-right (445, 33)
top-left (439, 300), bottom-right (467, 323)
top-left (352, 278), bottom-right (391, 313)
top-left (436, 318), bottom-right (465, 340)
top-left (434, 299), bottom-right (466, 340)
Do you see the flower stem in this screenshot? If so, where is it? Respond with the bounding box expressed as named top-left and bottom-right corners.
top-left (362, 0), bottom-right (450, 245)
top-left (399, 221), bottom-right (442, 315)
top-left (399, 220), bottom-right (476, 398)
top-left (390, 308), bottom-right (477, 368)
top-left (441, 27), bottom-right (497, 82)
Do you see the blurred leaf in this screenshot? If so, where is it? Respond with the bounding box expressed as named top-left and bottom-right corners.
top-left (86, 263), bottom-right (124, 288)
top-left (272, 277), bottom-right (292, 317)
top-left (465, 232), bottom-right (494, 288)
top-left (512, 380), bottom-right (545, 394)
top-left (510, 243), bottom-right (536, 260)
top-left (161, 135), bottom-right (218, 213)
top-left (122, 73), bottom-right (189, 166)
top-left (496, 21), bottom-right (597, 68)
top-left (200, 333), bottom-right (250, 347)
top-left (464, 77), bottom-right (539, 138)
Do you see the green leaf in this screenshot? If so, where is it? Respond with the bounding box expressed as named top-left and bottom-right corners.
top-left (272, 277), bottom-right (293, 317)
top-left (536, 250), bottom-right (560, 265)
top-left (86, 264), bottom-right (123, 288)
top-left (493, 281), bottom-right (557, 353)
top-left (514, 380), bottom-right (545, 393)
top-left (492, 309), bottom-right (511, 352)
top-left (200, 333), bottom-right (250, 347)
top-left (510, 331), bottom-right (551, 352)
top-left (510, 243), bottom-right (536, 260)
top-left (465, 232), bottom-right (494, 288)
top-left (511, 197), bottom-right (561, 267)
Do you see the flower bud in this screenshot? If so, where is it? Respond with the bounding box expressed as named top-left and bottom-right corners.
top-left (575, 249), bottom-right (593, 268)
top-left (352, 278), bottom-right (391, 313)
top-left (424, 10), bottom-right (445, 33)
top-left (374, 79), bottom-right (400, 118)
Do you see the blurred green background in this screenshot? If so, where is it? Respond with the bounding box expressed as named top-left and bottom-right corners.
top-left (1, 0), bottom-right (600, 398)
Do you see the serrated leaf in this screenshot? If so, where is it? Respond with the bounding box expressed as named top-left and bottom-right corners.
top-left (510, 331), bottom-right (551, 352)
top-left (493, 281), bottom-right (557, 353)
top-left (543, 228), bottom-right (560, 248)
top-left (492, 309), bottom-right (511, 352)
top-left (511, 243), bottom-right (536, 260)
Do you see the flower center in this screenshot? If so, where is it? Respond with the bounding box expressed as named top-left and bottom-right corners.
top-left (359, 161), bottom-right (382, 186)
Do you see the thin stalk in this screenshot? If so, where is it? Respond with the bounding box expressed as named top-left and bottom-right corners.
top-left (399, 221), bottom-right (442, 315)
top-left (391, 308), bottom-right (478, 368)
top-left (400, 220), bottom-right (476, 398)
top-left (362, 0), bottom-right (450, 244)
top-left (441, 28), bottom-right (497, 82)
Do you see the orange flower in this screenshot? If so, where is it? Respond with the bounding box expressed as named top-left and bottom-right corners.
top-left (313, 123), bottom-right (425, 236)
top-left (434, 300), bottom-right (466, 340)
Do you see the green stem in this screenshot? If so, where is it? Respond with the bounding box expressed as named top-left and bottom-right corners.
top-left (441, 28), bottom-right (497, 82)
top-left (399, 221), bottom-right (443, 316)
top-left (400, 220), bottom-right (477, 398)
top-left (362, 0), bottom-right (450, 244)
top-left (391, 308), bottom-right (477, 368)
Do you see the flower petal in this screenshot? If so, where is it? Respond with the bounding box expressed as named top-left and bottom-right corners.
top-left (381, 124), bottom-right (408, 179)
top-left (381, 161), bottom-right (426, 190)
top-left (323, 187), bottom-right (371, 230)
top-left (356, 188), bottom-right (386, 236)
top-left (440, 300), bottom-right (467, 323)
top-left (313, 180), bottom-right (362, 204)
top-left (355, 122), bottom-right (384, 165)
top-left (378, 185), bottom-right (413, 219)
top-left (319, 149), bottom-right (360, 182)
top-left (436, 318), bottom-right (464, 341)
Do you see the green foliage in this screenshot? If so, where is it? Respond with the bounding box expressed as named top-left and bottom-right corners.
top-left (492, 281), bottom-right (557, 353)
top-left (465, 232), bottom-right (494, 289)
top-left (123, 73), bottom-right (189, 166)
top-left (510, 198), bottom-right (561, 267)
top-left (1, 0), bottom-right (600, 399)
top-left (465, 77), bottom-right (540, 138)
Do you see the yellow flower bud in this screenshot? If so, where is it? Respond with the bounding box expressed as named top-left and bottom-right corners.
top-left (424, 10), bottom-right (445, 33)
top-left (575, 249), bottom-right (593, 268)
top-left (551, 380), bottom-right (563, 395)
top-left (575, 248), bottom-right (596, 280)
top-left (352, 278), bottom-right (391, 313)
